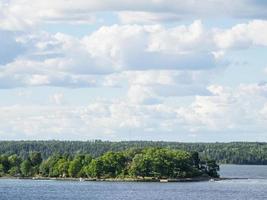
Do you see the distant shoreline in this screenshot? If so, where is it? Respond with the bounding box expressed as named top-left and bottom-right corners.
top-left (1, 141), bottom-right (267, 165)
top-left (0, 176), bottom-right (234, 182)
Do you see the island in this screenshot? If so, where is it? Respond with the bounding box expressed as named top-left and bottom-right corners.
top-left (0, 147), bottom-right (219, 181)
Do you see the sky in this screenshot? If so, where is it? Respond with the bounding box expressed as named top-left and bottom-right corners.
top-left (0, 0), bottom-right (267, 141)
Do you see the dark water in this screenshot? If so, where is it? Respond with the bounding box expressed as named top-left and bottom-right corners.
top-left (1, 165), bottom-right (267, 200)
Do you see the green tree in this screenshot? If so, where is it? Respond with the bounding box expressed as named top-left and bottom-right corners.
top-left (53, 158), bottom-right (69, 177)
top-left (191, 151), bottom-right (200, 169)
top-left (0, 147), bottom-right (220, 179)
top-left (85, 158), bottom-right (103, 178)
top-left (80, 154), bottom-right (92, 177)
top-left (68, 157), bottom-right (82, 178)
top-left (29, 152), bottom-right (42, 166)
top-left (8, 166), bottom-right (20, 176)
top-left (8, 154), bottom-right (22, 167)
top-left (0, 155), bottom-right (10, 173)
top-left (0, 164), bottom-right (4, 176)
top-left (129, 148), bottom-right (195, 178)
top-left (100, 151), bottom-right (126, 178)
top-left (20, 159), bottom-right (32, 177)
top-left (39, 154), bottom-right (61, 177)
top-left (203, 159), bottom-right (220, 178)
top-left (129, 153), bottom-right (150, 178)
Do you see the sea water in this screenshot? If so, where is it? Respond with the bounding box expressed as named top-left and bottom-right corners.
top-left (1, 165), bottom-right (267, 200)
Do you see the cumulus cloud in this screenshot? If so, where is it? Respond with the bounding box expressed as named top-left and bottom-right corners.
top-left (1, 0), bottom-right (267, 141)
top-left (82, 21), bottom-right (219, 71)
top-left (1, 0), bottom-right (267, 30)
top-left (123, 70), bottom-right (213, 104)
top-left (0, 103), bottom-right (175, 140)
top-left (118, 12), bottom-right (181, 24)
top-left (0, 21), bottom-right (224, 89)
top-left (1, 19), bottom-right (267, 90)
top-left (0, 0), bottom-right (97, 31)
top-left (176, 84), bottom-right (267, 132)
top-left (127, 85), bottom-right (161, 105)
top-left (1, 19), bottom-right (267, 91)
top-left (1, 83), bottom-right (267, 140)
top-left (214, 20), bottom-right (267, 49)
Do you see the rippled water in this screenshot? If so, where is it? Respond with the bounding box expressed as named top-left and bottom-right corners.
top-left (1, 165), bottom-right (267, 200)
top-left (220, 164), bottom-right (267, 179)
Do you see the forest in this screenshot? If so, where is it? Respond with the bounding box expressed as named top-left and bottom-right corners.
top-left (0, 141), bottom-right (266, 164)
top-left (0, 148), bottom-right (219, 179)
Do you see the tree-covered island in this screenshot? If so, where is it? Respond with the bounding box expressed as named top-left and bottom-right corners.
top-left (0, 148), bottom-right (219, 181)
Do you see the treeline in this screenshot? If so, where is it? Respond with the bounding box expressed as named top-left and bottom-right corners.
top-left (0, 148), bottom-right (219, 179)
top-left (0, 141), bottom-right (267, 164)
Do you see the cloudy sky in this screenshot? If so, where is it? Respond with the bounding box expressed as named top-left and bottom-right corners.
top-left (0, 0), bottom-right (267, 141)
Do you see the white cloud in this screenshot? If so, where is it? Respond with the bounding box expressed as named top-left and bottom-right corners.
top-left (1, 83), bottom-right (267, 140)
top-left (177, 83), bottom-right (267, 132)
top-left (123, 70), bottom-right (213, 102)
top-left (118, 11), bottom-right (181, 24)
top-left (127, 84), bottom-right (161, 105)
top-left (1, 0), bottom-right (267, 142)
top-left (0, 21), bottom-right (222, 89)
top-left (82, 22), bottom-right (218, 71)
top-left (214, 20), bottom-right (267, 49)
top-left (27, 74), bottom-right (50, 86)
top-left (0, 19), bottom-right (266, 99)
top-left (0, 0), bottom-right (97, 31)
top-left (0, 103), bottom-right (175, 140)
top-left (49, 93), bottom-right (65, 105)
top-left (1, 0), bottom-right (267, 30)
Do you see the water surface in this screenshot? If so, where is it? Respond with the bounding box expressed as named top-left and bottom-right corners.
top-left (1, 165), bottom-right (267, 200)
